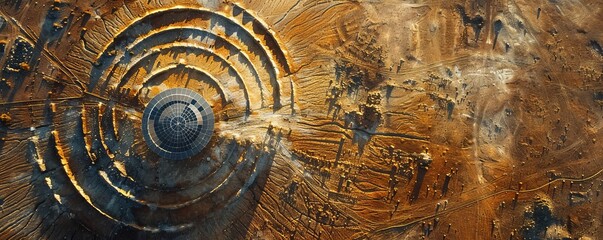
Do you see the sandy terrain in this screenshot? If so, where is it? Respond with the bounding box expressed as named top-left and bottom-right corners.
top-left (0, 0), bottom-right (601, 239)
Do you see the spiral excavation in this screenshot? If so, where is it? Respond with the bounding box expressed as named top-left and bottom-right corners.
top-left (19, 1), bottom-right (294, 237)
top-left (76, 3), bottom-right (295, 115)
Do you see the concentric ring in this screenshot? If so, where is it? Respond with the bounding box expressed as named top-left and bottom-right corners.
top-left (33, 1), bottom-right (296, 236)
top-left (142, 88), bottom-right (214, 160)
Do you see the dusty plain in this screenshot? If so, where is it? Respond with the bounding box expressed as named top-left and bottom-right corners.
top-left (0, 0), bottom-right (602, 239)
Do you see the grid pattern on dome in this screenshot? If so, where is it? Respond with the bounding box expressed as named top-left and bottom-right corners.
top-left (142, 88), bottom-right (214, 160)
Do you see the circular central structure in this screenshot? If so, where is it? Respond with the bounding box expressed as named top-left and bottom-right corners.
top-left (142, 88), bottom-right (214, 160)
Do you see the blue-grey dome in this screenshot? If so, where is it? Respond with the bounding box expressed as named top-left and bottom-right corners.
top-left (142, 88), bottom-right (214, 160)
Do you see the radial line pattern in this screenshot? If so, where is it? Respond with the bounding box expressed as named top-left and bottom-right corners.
top-left (142, 88), bottom-right (214, 160)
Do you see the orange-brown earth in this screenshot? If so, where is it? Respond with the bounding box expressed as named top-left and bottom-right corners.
top-left (0, 0), bottom-right (601, 239)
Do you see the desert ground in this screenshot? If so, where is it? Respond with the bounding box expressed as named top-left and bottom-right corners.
top-left (0, 0), bottom-right (602, 239)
